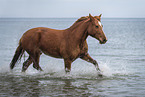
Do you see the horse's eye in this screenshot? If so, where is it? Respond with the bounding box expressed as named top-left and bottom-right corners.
top-left (96, 26), bottom-right (99, 28)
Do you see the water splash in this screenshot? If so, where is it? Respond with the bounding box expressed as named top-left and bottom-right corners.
top-left (21, 61), bottom-right (115, 79)
top-left (0, 60), bottom-right (132, 80)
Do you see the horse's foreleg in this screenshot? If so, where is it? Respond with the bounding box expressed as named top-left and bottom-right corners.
top-left (80, 53), bottom-right (100, 71)
top-left (64, 59), bottom-right (72, 73)
top-left (22, 56), bottom-right (32, 72)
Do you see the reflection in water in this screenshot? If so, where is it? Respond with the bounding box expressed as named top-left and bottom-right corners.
top-left (62, 80), bottom-right (92, 96)
top-left (38, 78), bottom-right (91, 96)
top-left (37, 77), bottom-right (109, 96)
top-left (0, 75), bottom-right (40, 97)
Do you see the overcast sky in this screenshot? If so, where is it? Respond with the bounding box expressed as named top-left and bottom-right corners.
top-left (0, 0), bottom-right (145, 18)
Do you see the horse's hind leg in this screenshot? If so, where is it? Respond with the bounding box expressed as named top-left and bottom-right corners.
top-left (22, 56), bottom-right (32, 72)
top-left (32, 51), bottom-right (43, 71)
top-left (22, 52), bottom-right (42, 72)
top-left (26, 50), bottom-right (42, 71)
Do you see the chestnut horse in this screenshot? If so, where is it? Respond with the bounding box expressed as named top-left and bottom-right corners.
top-left (10, 14), bottom-right (107, 73)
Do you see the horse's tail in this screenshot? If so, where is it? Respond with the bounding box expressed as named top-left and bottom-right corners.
top-left (10, 42), bottom-right (24, 69)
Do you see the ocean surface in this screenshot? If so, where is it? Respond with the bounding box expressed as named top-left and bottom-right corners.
top-left (0, 18), bottom-right (145, 97)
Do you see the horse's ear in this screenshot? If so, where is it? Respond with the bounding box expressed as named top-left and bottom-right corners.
top-left (89, 13), bottom-right (95, 22)
top-left (99, 14), bottom-right (102, 18)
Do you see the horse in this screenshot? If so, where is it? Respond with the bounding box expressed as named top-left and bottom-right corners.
top-left (10, 14), bottom-right (107, 74)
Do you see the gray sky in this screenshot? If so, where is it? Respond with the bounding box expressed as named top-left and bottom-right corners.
top-left (0, 0), bottom-right (145, 18)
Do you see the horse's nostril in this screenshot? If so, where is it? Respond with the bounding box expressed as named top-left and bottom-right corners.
top-left (103, 39), bottom-right (107, 42)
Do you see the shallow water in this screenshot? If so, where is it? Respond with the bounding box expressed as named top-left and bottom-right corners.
top-left (0, 18), bottom-right (145, 96)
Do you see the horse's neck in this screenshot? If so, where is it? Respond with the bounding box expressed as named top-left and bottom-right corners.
top-left (67, 21), bottom-right (89, 45)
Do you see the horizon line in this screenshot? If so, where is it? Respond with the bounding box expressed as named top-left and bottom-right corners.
top-left (0, 17), bottom-right (145, 19)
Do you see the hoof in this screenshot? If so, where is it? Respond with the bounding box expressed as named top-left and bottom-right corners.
top-left (22, 69), bottom-right (26, 72)
top-left (38, 67), bottom-right (43, 71)
top-left (98, 73), bottom-right (103, 77)
top-left (65, 70), bottom-right (70, 74)
top-left (97, 70), bottom-right (103, 78)
top-left (65, 68), bottom-right (71, 74)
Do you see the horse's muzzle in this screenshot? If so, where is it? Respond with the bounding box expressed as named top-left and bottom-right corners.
top-left (100, 39), bottom-right (107, 44)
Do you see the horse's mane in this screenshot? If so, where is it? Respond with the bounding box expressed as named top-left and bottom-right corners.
top-left (75, 16), bottom-right (89, 23)
top-left (75, 15), bottom-right (100, 23)
top-left (69, 16), bottom-right (100, 30)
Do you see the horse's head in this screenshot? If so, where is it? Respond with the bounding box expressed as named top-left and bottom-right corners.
top-left (87, 14), bottom-right (107, 44)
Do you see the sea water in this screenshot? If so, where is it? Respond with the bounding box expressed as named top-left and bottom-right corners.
top-left (0, 18), bottom-right (145, 96)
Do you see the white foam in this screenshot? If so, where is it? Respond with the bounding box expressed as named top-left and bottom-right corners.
top-left (99, 62), bottom-right (113, 77)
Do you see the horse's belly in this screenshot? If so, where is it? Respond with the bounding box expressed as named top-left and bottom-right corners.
top-left (40, 47), bottom-right (62, 58)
